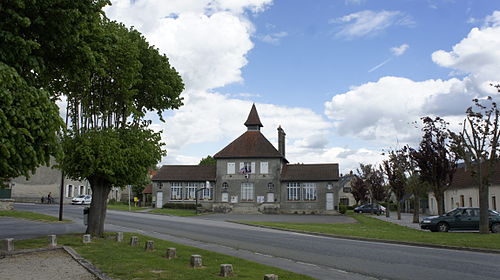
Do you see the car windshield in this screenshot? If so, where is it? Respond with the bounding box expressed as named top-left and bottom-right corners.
top-left (75, 195), bottom-right (85, 198)
top-left (489, 210), bottom-right (500, 215)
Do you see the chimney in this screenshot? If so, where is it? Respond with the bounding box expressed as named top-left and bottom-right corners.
top-left (277, 125), bottom-right (286, 157)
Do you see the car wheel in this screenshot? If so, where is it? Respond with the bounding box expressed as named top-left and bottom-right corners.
top-left (437, 222), bottom-right (449, 232)
top-left (491, 223), bottom-right (500, 233)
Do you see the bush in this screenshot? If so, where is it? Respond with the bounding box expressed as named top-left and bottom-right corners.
top-left (162, 202), bottom-right (201, 210)
top-left (339, 205), bottom-right (347, 214)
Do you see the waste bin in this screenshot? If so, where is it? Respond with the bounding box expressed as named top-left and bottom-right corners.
top-left (83, 207), bottom-right (89, 225)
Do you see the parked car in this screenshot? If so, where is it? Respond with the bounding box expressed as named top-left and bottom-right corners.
top-left (354, 204), bottom-right (386, 214)
top-left (420, 207), bottom-right (500, 233)
top-left (72, 195), bottom-right (92, 205)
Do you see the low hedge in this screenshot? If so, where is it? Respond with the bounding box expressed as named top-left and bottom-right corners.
top-left (162, 202), bottom-right (202, 210)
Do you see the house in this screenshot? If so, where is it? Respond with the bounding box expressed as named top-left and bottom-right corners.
top-left (152, 104), bottom-right (340, 214)
top-left (427, 164), bottom-right (500, 215)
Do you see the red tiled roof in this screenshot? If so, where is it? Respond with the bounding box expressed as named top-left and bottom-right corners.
top-left (244, 104), bottom-right (263, 127)
top-left (213, 131), bottom-right (283, 159)
top-left (281, 164), bottom-right (339, 181)
top-left (152, 165), bottom-right (216, 181)
top-left (451, 164), bottom-right (500, 189)
top-left (142, 184), bottom-right (152, 194)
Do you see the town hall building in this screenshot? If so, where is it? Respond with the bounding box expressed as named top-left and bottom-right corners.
top-left (152, 104), bottom-right (340, 214)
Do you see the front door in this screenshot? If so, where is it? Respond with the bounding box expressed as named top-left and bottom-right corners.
top-left (326, 193), bottom-right (334, 210)
top-left (156, 191), bottom-right (163, 208)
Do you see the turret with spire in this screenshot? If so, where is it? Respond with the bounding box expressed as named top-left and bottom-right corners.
top-left (244, 103), bottom-right (263, 131)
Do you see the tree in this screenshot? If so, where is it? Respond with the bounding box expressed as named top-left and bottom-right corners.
top-left (351, 176), bottom-right (368, 205)
top-left (382, 149), bottom-right (407, 220)
top-left (199, 155), bottom-right (216, 166)
top-left (61, 20), bottom-right (184, 236)
top-left (357, 164), bottom-right (386, 214)
top-left (410, 117), bottom-right (457, 215)
top-left (0, 0), bottom-right (107, 179)
top-left (451, 91), bottom-right (500, 234)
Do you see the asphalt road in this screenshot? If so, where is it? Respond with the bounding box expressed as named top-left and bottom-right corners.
top-left (8, 203), bottom-right (500, 280)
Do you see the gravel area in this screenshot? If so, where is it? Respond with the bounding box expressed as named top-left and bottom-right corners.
top-left (0, 249), bottom-right (97, 280)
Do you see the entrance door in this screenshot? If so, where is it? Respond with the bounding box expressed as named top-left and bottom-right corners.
top-left (326, 193), bottom-right (334, 210)
top-left (156, 192), bottom-right (163, 208)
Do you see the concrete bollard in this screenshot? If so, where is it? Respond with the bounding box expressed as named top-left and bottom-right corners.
top-left (130, 236), bottom-right (139, 247)
top-left (166, 248), bottom-right (177, 259)
top-left (190, 254), bottom-right (202, 268)
top-left (82, 234), bottom-right (91, 244)
top-left (48, 235), bottom-right (57, 248)
top-left (219, 264), bottom-right (234, 277)
top-left (264, 274), bottom-right (278, 280)
top-left (116, 232), bottom-right (123, 242)
top-left (145, 240), bottom-right (154, 251)
top-left (2, 238), bottom-right (14, 252)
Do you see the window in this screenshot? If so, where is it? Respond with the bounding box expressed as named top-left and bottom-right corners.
top-left (260, 162), bottom-right (269, 174)
top-left (469, 197), bottom-right (473, 207)
top-left (493, 196), bottom-right (497, 211)
top-left (66, 185), bottom-right (73, 197)
top-left (240, 162), bottom-right (252, 174)
top-left (227, 162), bottom-right (235, 174)
top-left (460, 195), bottom-right (465, 207)
top-left (267, 182), bottom-right (274, 192)
top-left (201, 182), bottom-right (212, 200)
top-left (287, 182), bottom-right (300, 201)
top-left (451, 197), bottom-right (454, 208)
top-left (222, 182), bottom-right (229, 191)
top-left (185, 182), bottom-right (198, 200)
top-left (171, 182), bottom-right (182, 200)
top-left (343, 187), bottom-right (352, 193)
top-left (340, 198), bottom-right (349, 205)
top-left (302, 183), bottom-right (317, 201)
top-left (79, 186), bottom-right (84, 195)
top-left (241, 183), bottom-right (254, 201)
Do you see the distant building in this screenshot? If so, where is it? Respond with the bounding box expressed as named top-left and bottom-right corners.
top-left (152, 104), bottom-right (341, 214)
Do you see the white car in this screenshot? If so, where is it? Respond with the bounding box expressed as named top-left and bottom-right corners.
top-left (72, 195), bottom-right (92, 205)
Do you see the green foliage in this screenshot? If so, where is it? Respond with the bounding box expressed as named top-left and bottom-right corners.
top-left (0, 210), bottom-right (70, 223)
top-left (0, 63), bottom-right (63, 178)
top-left (61, 126), bottom-right (164, 187)
top-left (162, 202), bottom-right (201, 210)
top-left (339, 205), bottom-right (347, 214)
top-left (199, 155), bottom-right (216, 166)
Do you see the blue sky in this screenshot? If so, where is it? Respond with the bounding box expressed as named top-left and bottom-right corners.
top-left (105, 0), bottom-right (500, 173)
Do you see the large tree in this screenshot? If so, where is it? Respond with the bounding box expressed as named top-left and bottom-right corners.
top-left (351, 176), bottom-right (368, 205)
top-left (61, 20), bottom-right (184, 236)
top-left (382, 149), bottom-right (407, 220)
top-left (410, 117), bottom-right (457, 215)
top-left (0, 0), bottom-right (107, 179)
top-left (451, 92), bottom-right (500, 234)
top-left (199, 155), bottom-right (216, 166)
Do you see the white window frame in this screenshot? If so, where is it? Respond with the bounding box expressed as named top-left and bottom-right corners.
top-left (302, 183), bottom-right (317, 201)
top-left (287, 182), bottom-right (300, 201)
top-left (170, 182), bottom-right (183, 201)
top-left (200, 182), bottom-right (212, 200)
top-left (241, 183), bottom-right (254, 201)
top-left (260, 162), bottom-right (269, 174)
top-left (227, 162), bottom-right (235, 174)
top-left (66, 185), bottom-right (73, 198)
top-left (185, 182), bottom-right (198, 200)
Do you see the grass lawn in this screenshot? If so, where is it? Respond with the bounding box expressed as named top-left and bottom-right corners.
top-left (107, 204), bottom-right (148, 212)
top-left (242, 214), bottom-right (500, 250)
top-left (15, 233), bottom-right (313, 280)
top-left (0, 210), bottom-right (69, 223)
top-left (149, 208), bottom-right (201, 217)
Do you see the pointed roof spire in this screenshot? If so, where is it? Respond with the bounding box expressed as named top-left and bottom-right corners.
top-left (244, 103), bottom-right (263, 128)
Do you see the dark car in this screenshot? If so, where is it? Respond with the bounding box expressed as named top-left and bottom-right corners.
top-left (420, 207), bottom-right (500, 233)
top-left (354, 204), bottom-right (386, 215)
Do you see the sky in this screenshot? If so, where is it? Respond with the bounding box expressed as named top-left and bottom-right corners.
top-left (103, 0), bottom-right (500, 174)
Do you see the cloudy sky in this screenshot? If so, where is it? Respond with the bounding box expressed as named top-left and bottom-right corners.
top-left (104, 0), bottom-right (500, 174)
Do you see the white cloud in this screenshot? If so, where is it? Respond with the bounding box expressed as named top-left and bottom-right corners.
top-left (331, 10), bottom-right (414, 39)
top-left (325, 11), bottom-right (500, 150)
top-left (391, 43), bottom-right (409, 56)
top-left (259, 31), bottom-right (288, 45)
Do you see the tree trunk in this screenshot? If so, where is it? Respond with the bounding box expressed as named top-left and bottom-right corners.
top-left (396, 201), bottom-right (401, 220)
top-left (412, 196), bottom-right (420, 223)
top-left (435, 192), bottom-right (445, 216)
top-left (478, 180), bottom-right (490, 234)
top-left (385, 198), bottom-right (390, 217)
top-left (87, 176), bottom-right (112, 237)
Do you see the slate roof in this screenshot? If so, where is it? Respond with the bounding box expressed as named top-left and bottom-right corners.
top-left (213, 131), bottom-right (284, 159)
top-left (152, 165), bottom-right (216, 181)
top-left (244, 104), bottom-right (263, 127)
top-left (451, 164), bottom-right (500, 189)
top-left (281, 164), bottom-right (339, 181)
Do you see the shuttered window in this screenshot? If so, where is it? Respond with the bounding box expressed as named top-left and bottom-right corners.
top-left (227, 162), bottom-right (235, 174)
top-left (260, 162), bottom-right (269, 174)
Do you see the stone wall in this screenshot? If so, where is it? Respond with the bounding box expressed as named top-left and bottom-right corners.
top-left (0, 199), bottom-right (14, 210)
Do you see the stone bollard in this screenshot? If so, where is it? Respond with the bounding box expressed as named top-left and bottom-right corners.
top-left (264, 274), bottom-right (278, 280)
top-left (82, 234), bottom-right (91, 244)
top-left (219, 264), bottom-right (234, 277)
top-left (48, 235), bottom-right (57, 248)
top-left (166, 248), bottom-right (177, 259)
top-left (116, 232), bottom-right (123, 242)
top-left (145, 240), bottom-right (154, 251)
top-left (130, 236), bottom-right (139, 247)
top-left (190, 254), bottom-right (202, 268)
top-left (2, 238), bottom-right (14, 252)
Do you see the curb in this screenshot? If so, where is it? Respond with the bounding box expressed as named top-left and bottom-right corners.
top-left (231, 221), bottom-right (500, 255)
top-left (63, 246), bottom-right (113, 280)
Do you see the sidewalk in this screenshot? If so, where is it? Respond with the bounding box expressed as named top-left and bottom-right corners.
top-left (371, 212), bottom-right (428, 230)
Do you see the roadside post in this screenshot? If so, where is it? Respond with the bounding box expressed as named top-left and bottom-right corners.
top-left (83, 207), bottom-right (89, 225)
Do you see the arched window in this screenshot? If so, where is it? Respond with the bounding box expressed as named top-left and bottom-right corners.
top-left (267, 182), bottom-right (274, 192)
top-left (222, 182), bottom-right (229, 191)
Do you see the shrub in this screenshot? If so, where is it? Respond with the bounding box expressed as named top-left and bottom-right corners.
top-left (162, 203), bottom-right (201, 210)
top-left (339, 205), bottom-right (347, 214)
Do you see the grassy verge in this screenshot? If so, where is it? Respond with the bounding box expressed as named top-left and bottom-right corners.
top-left (107, 204), bottom-right (148, 212)
top-left (15, 233), bottom-right (313, 280)
top-left (149, 208), bottom-right (201, 217)
top-left (0, 210), bottom-right (69, 223)
top-left (241, 214), bottom-right (500, 250)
